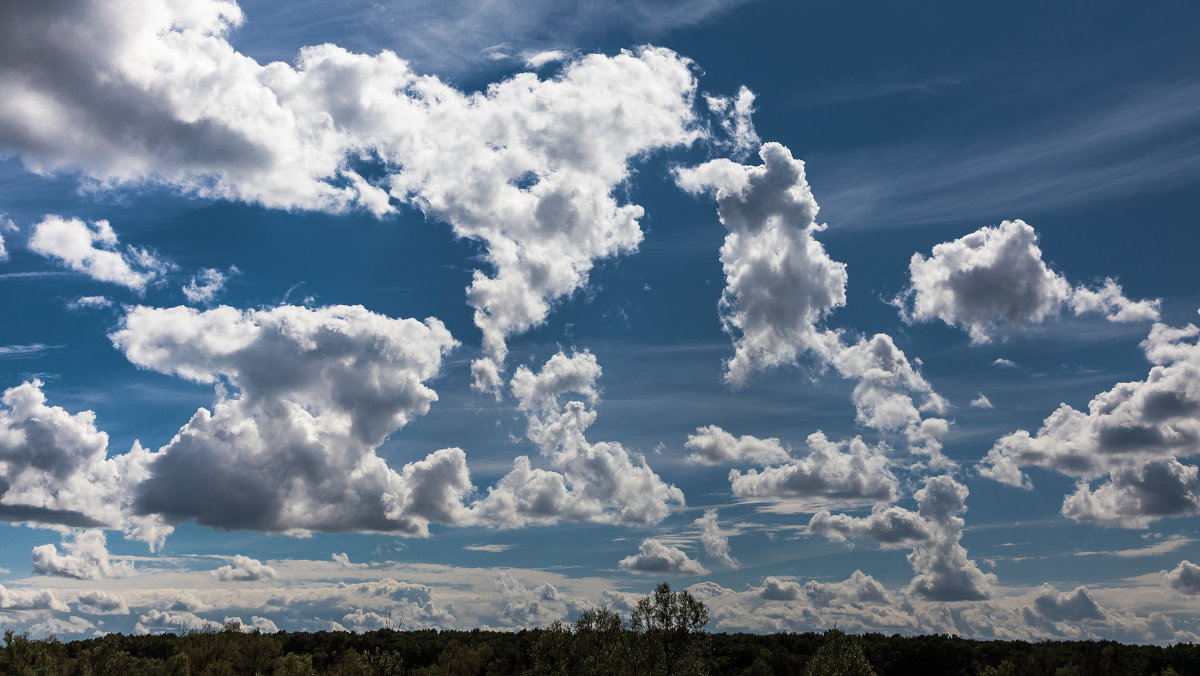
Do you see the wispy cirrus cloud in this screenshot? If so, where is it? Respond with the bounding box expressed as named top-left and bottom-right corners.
top-left (234, 0), bottom-right (758, 75)
top-left (816, 81), bottom-right (1200, 228)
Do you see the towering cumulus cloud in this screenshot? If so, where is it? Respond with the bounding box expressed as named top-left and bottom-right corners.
top-left (0, 0), bottom-right (704, 386)
top-left (110, 304), bottom-right (470, 536)
top-left (981, 319), bottom-right (1200, 527)
top-left (678, 142), bottom-right (950, 460)
top-left (897, 220), bottom-right (1160, 342)
top-left (675, 142), bottom-right (846, 387)
top-left (810, 475), bottom-right (995, 601)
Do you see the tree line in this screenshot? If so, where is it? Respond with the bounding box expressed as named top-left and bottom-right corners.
top-left (2, 583), bottom-right (1197, 675)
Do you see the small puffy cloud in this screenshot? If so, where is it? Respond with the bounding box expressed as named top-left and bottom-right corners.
top-left (0, 214), bottom-right (12, 260)
top-left (1165, 560), bottom-right (1200, 595)
top-left (523, 50), bottom-right (566, 68)
top-left (970, 394), bottom-right (994, 409)
top-left (30, 616), bottom-right (95, 638)
top-left (809, 505), bottom-right (933, 548)
top-left (695, 508), bottom-right (739, 568)
top-left (31, 530), bottom-right (134, 580)
top-left (28, 216), bottom-right (169, 292)
top-left (66, 295), bottom-right (113, 311)
top-left (1032, 585), bottom-right (1105, 622)
top-left (182, 266), bottom-right (236, 304)
top-left (510, 351), bottom-right (602, 412)
top-left (167, 593), bottom-right (211, 613)
top-left (993, 358), bottom-right (1018, 368)
top-left (729, 432), bottom-right (897, 504)
top-left (898, 220), bottom-right (1158, 343)
top-left (331, 552), bottom-right (367, 569)
top-left (684, 425), bottom-right (790, 466)
top-left (618, 538), bottom-right (708, 576)
top-left (1070, 278), bottom-right (1161, 323)
top-left (214, 555), bottom-right (278, 581)
top-left (803, 570), bottom-right (891, 608)
top-left (675, 142), bottom-right (846, 387)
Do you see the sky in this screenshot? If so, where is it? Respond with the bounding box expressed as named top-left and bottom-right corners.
top-left (1, 0), bottom-right (1199, 642)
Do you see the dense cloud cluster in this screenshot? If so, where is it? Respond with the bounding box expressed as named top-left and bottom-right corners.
top-left (678, 144), bottom-right (949, 460)
top-left (110, 303), bottom-right (471, 536)
top-left (471, 352), bottom-right (684, 527)
top-left (982, 320), bottom-right (1200, 527)
top-left (898, 220), bottom-right (1159, 342)
top-left (0, 0), bottom-right (717, 382)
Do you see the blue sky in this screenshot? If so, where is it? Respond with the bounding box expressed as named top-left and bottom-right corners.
top-left (1, 0), bottom-right (1199, 640)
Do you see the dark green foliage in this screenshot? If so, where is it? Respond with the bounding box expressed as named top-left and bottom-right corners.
top-left (3, 593), bottom-right (1200, 676)
top-left (803, 628), bottom-right (875, 676)
top-left (629, 583), bottom-right (711, 675)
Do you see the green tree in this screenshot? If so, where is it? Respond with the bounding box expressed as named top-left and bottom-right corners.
top-left (804, 628), bottom-right (876, 676)
top-left (572, 607), bottom-right (631, 675)
top-left (629, 582), bottom-right (711, 676)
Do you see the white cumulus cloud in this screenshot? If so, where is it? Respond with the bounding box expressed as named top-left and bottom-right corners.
top-left (695, 508), bottom-right (739, 568)
top-left (110, 303), bottom-right (468, 536)
top-left (810, 476), bottom-right (994, 602)
top-left (618, 538), bottom-right (707, 576)
top-left (898, 220), bottom-right (1159, 343)
top-left (981, 319), bottom-right (1200, 528)
top-left (728, 432), bottom-right (898, 504)
top-left (31, 530), bottom-right (134, 580)
top-left (471, 351), bottom-right (684, 528)
top-left (675, 142), bottom-right (846, 387)
top-left (28, 216), bottom-right (170, 292)
top-left (214, 555), bottom-right (278, 581)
